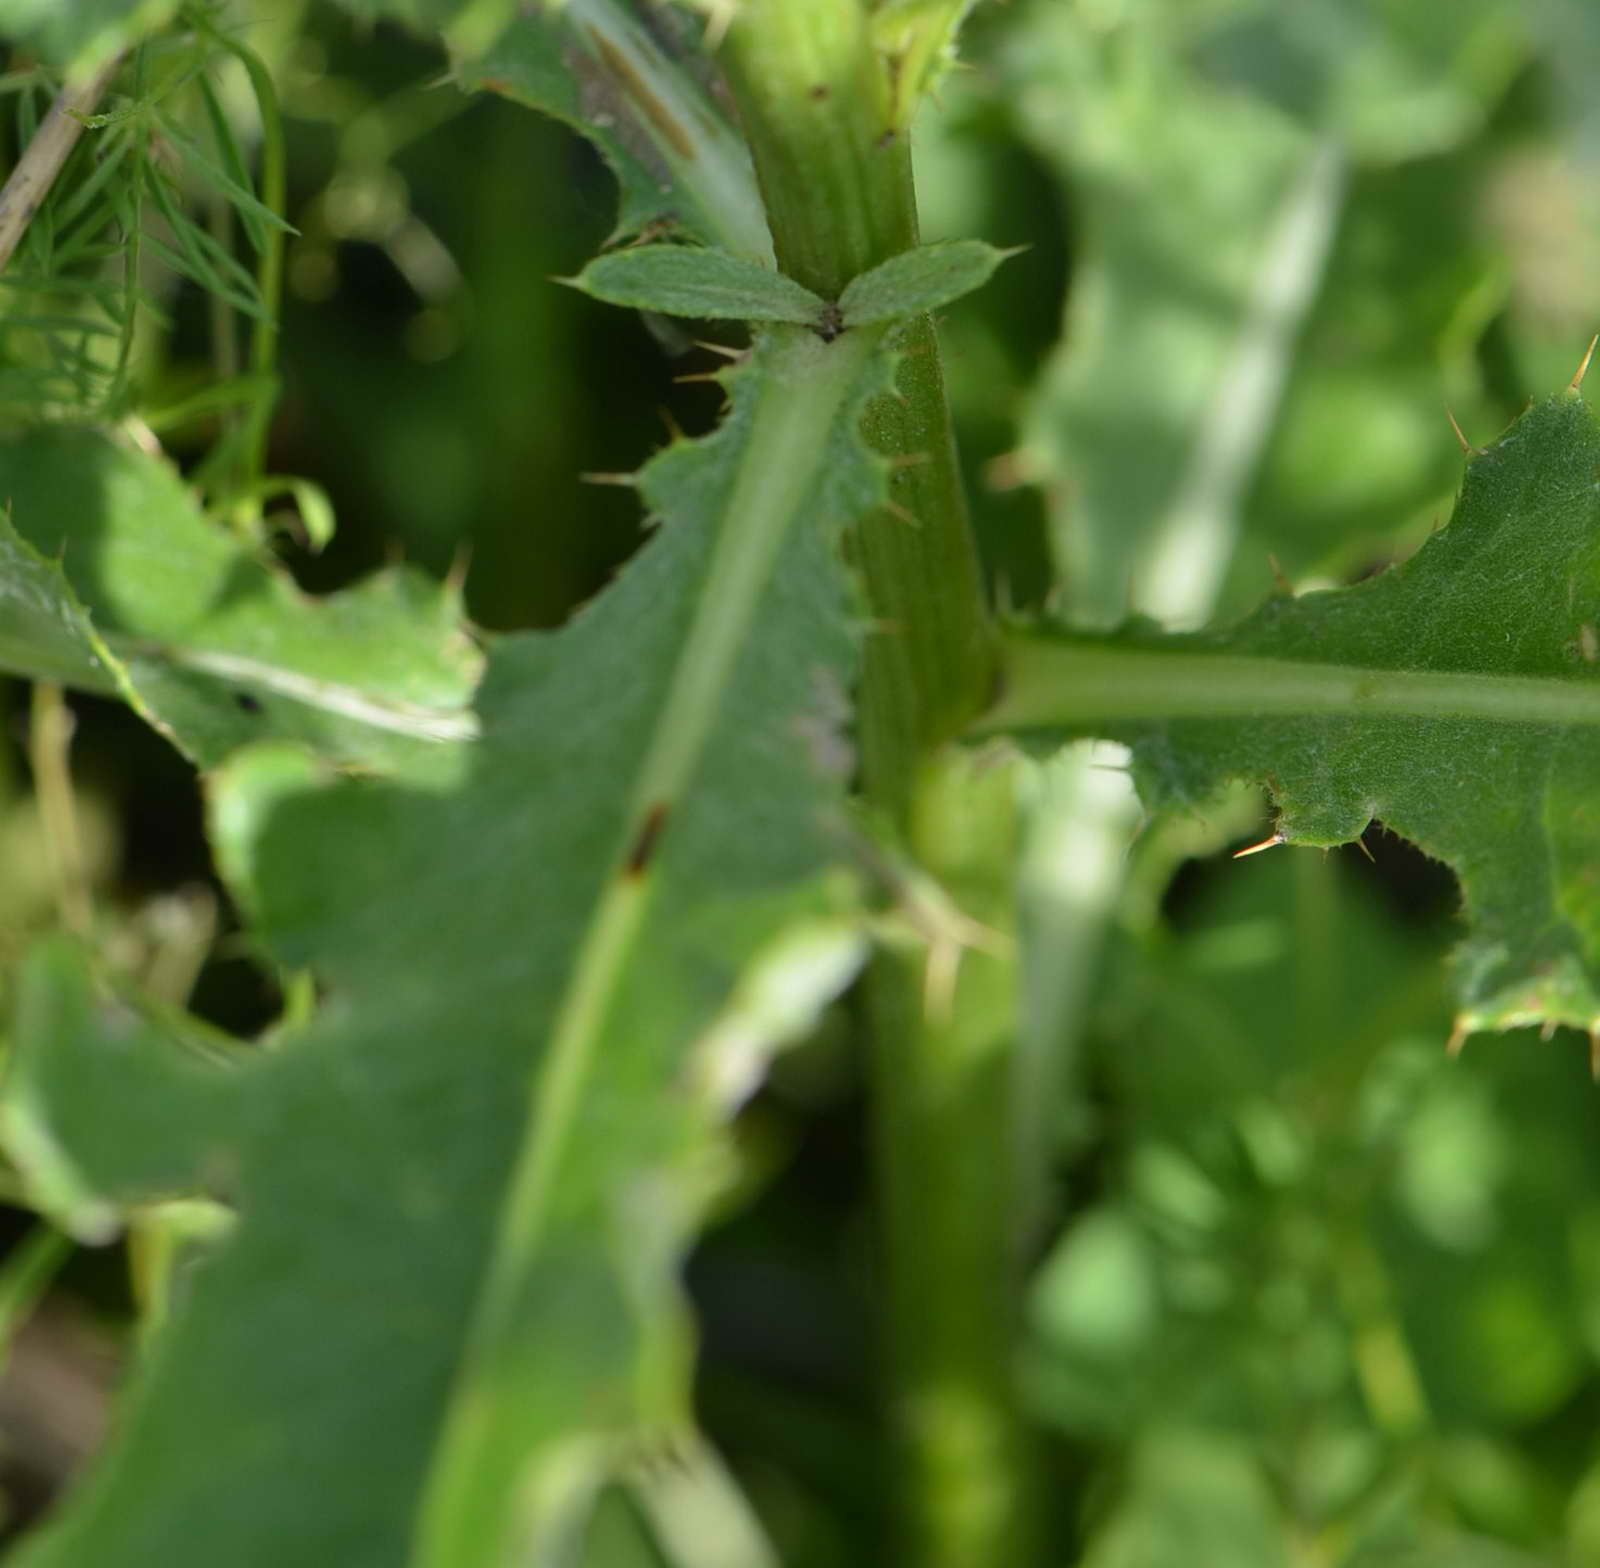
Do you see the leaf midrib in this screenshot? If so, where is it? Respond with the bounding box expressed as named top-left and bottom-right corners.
top-left (410, 321), bottom-right (879, 1565)
top-left (988, 635), bottom-right (1600, 732)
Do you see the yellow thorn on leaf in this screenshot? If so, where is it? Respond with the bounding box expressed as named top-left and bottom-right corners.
top-left (1232, 832), bottom-right (1285, 859)
top-left (691, 339), bottom-right (745, 362)
top-left (1571, 333), bottom-right (1599, 393)
top-left (444, 540), bottom-right (473, 597)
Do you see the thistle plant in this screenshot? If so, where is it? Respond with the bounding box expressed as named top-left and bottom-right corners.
top-left (0, 3), bottom-right (1596, 1566)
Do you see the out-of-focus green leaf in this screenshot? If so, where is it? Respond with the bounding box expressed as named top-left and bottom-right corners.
top-left (1, 942), bottom-right (251, 1246)
top-left (427, 0), bottom-right (770, 257)
top-left (1, 324), bottom-right (890, 1565)
top-left (1366, 1545), bottom-right (1559, 1568)
top-left (0, 512), bottom-right (120, 695)
top-left (1027, 842), bottom-right (1600, 1561)
top-left (837, 239), bottom-right (1012, 327)
top-left (1193, 0), bottom-right (1525, 161)
top-left (0, 0), bottom-right (178, 71)
top-left (1233, 147), bottom-right (1503, 596)
top-left (330, 0), bottom-right (518, 54)
top-left (994, 390), bottom-right (1600, 1039)
top-left (567, 245), bottom-right (824, 325)
top-left (0, 428), bottom-right (482, 770)
top-left (0, 1223), bottom-right (72, 1362)
top-left (1079, 1430), bottom-right (1287, 1568)
top-left (871, 0), bottom-right (984, 129)
top-left (999, 0), bottom-right (1527, 624)
top-left (1479, 136), bottom-right (1600, 407)
top-left (1000, 0), bottom-right (1326, 622)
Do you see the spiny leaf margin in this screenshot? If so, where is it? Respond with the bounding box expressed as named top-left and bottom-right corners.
top-left (990, 388), bottom-right (1600, 1046)
top-left (0, 427), bottom-right (481, 771)
top-left (0, 324), bottom-right (901, 1567)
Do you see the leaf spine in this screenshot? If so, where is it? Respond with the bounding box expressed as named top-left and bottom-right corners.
top-left (1445, 406), bottom-right (1477, 457)
top-left (1571, 333), bottom-right (1598, 394)
top-left (1232, 832), bottom-right (1284, 859)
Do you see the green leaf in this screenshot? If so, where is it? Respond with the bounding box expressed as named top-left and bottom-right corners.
top-left (837, 239), bottom-right (1013, 327)
top-left (1004, 9), bottom-right (1320, 623)
top-left (989, 390), bottom-right (1600, 1041)
top-left (324, 1), bottom-right (768, 252)
top-left (1025, 843), bottom-right (1600, 1555)
top-left (0, 427), bottom-right (481, 770)
top-left (1077, 1430), bottom-right (1288, 1568)
top-left (448, 2), bottom-right (771, 257)
top-left (566, 245), bottom-right (825, 326)
top-left (330, 0), bottom-right (519, 56)
top-left (3, 324), bottom-right (892, 1565)
top-left (1001, 0), bottom-right (1525, 623)
top-left (871, 0), bottom-right (984, 128)
top-left (0, 511), bottom-right (121, 694)
top-left (153, 108), bottom-right (295, 246)
top-left (0, 0), bottom-right (179, 70)
top-left (1, 941), bottom-right (254, 1246)
top-left (1234, 148), bottom-right (1504, 600)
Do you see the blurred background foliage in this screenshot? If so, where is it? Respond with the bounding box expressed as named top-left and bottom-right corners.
top-left (1, 0), bottom-right (1599, 1563)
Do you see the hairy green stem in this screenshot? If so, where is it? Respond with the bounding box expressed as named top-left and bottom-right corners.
top-left (721, 7), bottom-right (1015, 1567)
top-left (987, 633), bottom-right (1600, 733)
top-left (720, 2), bottom-right (911, 297)
top-left (721, 1), bottom-right (994, 796)
top-left (890, 752), bottom-right (1035, 1565)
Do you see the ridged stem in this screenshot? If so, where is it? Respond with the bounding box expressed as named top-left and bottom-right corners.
top-left (720, 8), bottom-right (1019, 1567)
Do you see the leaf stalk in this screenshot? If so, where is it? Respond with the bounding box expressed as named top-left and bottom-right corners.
top-left (986, 634), bottom-right (1600, 734)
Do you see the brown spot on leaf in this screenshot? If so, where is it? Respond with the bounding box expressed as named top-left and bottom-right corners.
top-left (625, 802), bottom-right (670, 876)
